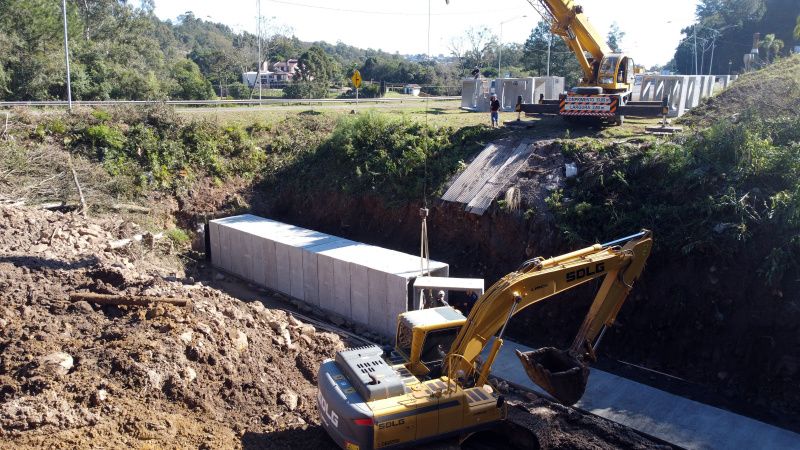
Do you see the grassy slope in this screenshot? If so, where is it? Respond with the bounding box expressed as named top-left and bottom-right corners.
top-left (552, 55), bottom-right (800, 287)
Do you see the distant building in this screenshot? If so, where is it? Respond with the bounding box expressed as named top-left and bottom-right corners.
top-left (241, 59), bottom-right (300, 89)
top-left (403, 84), bottom-right (421, 96)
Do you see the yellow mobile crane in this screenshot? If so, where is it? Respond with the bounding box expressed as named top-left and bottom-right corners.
top-left (317, 231), bottom-right (653, 449)
top-left (522, 0), bottom-right (664, 124)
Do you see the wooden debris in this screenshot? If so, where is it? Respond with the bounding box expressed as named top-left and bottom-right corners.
top-left (109, 203), bottom-right (151, 214)
top-left (67, 153), bottom-right (87, 216)
top-left (69, 292), bottom-right (187, 307)
top-left (108, 232), bottom-right (165, 250)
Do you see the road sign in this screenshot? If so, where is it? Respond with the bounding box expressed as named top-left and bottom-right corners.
top-left (351, 70), bottom-right (362, 88)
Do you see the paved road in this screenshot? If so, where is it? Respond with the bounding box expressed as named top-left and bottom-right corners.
top-left (484, 338), bottom-right (800, 450)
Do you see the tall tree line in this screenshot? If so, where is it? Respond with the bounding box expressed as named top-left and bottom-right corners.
top-left (672, 0), bottom-right (800, 75)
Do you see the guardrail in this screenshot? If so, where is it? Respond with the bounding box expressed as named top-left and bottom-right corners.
top-left (0, 96), bottom-right (461, 108)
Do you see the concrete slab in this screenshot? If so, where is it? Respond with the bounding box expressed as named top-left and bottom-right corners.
top-left (263, 238), bottom-right (278, 290)
top-left (209, 221), bottom-right (221, 268)
top-left (349, 262), bottom-right (369, 325)
top-left (482, 339), bottom-right (800, 450)
top-left (332, 258), bottom-right (351, 318)
top-left (274, 241), bottom-right (291, 295)
top-left (368, 269), bottom-right (389, 335)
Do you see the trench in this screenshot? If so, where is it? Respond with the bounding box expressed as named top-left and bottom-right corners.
top-left (203, 186), bottom-right (799, 434)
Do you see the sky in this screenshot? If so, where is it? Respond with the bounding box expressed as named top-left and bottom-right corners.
top-left (153, 0), bottom-right (700, 67)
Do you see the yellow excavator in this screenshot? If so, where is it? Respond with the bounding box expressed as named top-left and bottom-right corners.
top-left (317, 230), bottom-right (653, 449)
top-left (521, 0), bottom-right (665, 124)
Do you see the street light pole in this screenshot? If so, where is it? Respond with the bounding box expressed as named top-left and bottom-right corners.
top-left (61, 0), bottom-right (72, 112)
top-left (498, 15), bottom-right (526, 79)
top-left (546, 32), bottom-right (552, 77)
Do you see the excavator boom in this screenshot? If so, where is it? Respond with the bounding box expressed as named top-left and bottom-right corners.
top-left (445, 230), bottom-right (653, 403)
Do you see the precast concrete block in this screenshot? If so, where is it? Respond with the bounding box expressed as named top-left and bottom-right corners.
top-left (317, 252), bottom-right (335, 313)
top-left (209, 221), bottom-right (222, 268)
top-left (349, 262), bottom-right (369, 326)
top-left (699, 75), bottom-right (714, 98)
top-left (263, 238), bottom-right (278, 290)
top-left (249, 233), bottom-right (266, 286)
top-left (461, 79), bottom-right (478, 109)
top-left (288, 245), bottom-right (305, 300)
top-left (301, 250), bottom-right (319, 307)
top-left (368, 269), bottom-right (389, 335)
top-left (332, 258), bottom-right (352, 318)
top-left (498, 78), bottom-right (534, 111)
top-left (385, 275), bottom-right (410, 339)
top-left (274, 241), bottom-right (291, 295)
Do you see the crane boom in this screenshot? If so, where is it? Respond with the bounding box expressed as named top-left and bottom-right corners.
top-left (528, 0), bottom-right (610, 85)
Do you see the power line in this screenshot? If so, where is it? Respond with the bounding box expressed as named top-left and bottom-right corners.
top-left (264, 0), bottom-right (518, 17)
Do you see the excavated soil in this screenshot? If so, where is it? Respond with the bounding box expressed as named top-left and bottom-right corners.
top-left (0, 204), bottom-right (346, 449)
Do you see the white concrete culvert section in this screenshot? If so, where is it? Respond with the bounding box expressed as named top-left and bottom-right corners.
top-left (209, 214), bottom-right (449, 339)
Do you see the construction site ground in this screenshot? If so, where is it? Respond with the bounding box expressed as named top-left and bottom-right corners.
top-left (0, 203), bottom-right (671, 449)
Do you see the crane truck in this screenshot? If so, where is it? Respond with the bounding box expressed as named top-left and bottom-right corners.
top-left (317, 230), bottom-right (653, 449)
top-left (521, 0), bottom-right (665, 124)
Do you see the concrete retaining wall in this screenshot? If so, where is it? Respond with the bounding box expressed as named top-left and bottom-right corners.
top-left (209, 215), bottom-right (449, 338)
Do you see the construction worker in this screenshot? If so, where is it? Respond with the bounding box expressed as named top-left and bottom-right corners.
top-left (436, 290), bottom-right (449, 307)
top-left (490, 94), bottom-right (501, 128)
top-left (471, 66), bottom-right (481, 79)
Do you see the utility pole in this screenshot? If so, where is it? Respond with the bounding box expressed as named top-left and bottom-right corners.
top-left (257, 0), bottom-right (262, 100)
top-left (498, 15), bottom-right (526, 79)
top-left (546, 32), bottom-right (552, 77)
top-left (61, 0), bottom-right (73, 112)
top-left (693, 24), bottom-right (698, 75)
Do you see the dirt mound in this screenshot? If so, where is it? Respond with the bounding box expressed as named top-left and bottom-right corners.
top-left (0, 204), bottom-right (346, 448)
top-left (505, 399), bottom-right (673, 449)
top-left (680, 55), bottom-right (800, 128)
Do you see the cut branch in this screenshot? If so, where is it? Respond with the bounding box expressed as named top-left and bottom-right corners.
top-left (69, 292), bottom-right (188, 307)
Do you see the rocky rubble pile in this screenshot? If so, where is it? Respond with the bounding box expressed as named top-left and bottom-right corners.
top-left (0, 205), bottom-right (347, 449)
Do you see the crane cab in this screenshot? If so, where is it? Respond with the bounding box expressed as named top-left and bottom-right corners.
top-left (594, 53), bottom-right (635, 93)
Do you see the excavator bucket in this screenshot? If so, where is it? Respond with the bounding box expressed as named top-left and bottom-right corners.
top-left (515, 348), bottom-right (589, 405)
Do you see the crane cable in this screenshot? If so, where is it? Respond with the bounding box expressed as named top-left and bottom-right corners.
top-left (419, 0), bottom-right (433, 279)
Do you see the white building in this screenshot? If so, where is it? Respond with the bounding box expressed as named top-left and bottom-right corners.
top-left (242, 59), bottom-right (299, 89)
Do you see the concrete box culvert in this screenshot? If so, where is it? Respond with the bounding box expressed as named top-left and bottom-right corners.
top-left (209, 214), bottom-right (449, 339)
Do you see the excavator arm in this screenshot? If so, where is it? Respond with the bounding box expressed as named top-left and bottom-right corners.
top-left (444, 230), bottom-right (653, 403)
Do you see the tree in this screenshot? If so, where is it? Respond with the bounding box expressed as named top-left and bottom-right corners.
top-left (295, 46), bottom-right (338, 83)
top-left (606, 22), bottom-right (625, 52)
top-left (168, 60), bottom-right (214, 100)
top-left (463, 26), bottom-right (498, 72)
top-left (760, 33), bottom-right (784, 61)
top-left (522, 21), bottom-right (583, 86)
top-left (794, 15), bottom-right (800, 40)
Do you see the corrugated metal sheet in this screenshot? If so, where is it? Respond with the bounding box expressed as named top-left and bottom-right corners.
top-left (441, 140), bottom-right (532, 215)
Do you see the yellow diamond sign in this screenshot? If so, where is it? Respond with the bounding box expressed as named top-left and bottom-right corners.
top-left (351, 69), bottom-right (362, 88)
